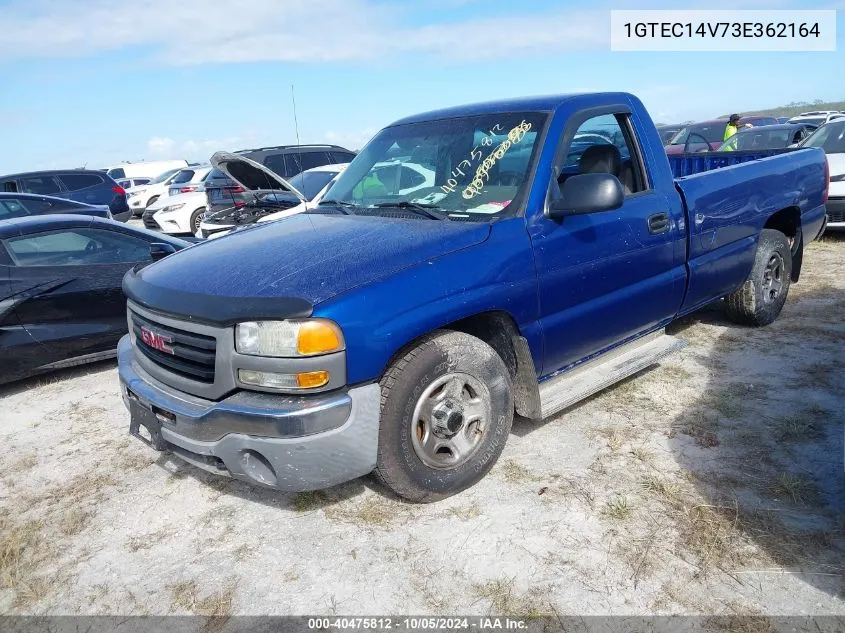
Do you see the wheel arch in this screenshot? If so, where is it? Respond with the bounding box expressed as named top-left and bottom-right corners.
top-left (763, 206), bottom-right (803, 282)
top-left (381, 310), bottom-right (542, 420)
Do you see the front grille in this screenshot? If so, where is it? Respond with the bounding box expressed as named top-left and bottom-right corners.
top-left (142, 209), bottom-right (160, 230)
top-left (827, 199), bottom-right (845, 223)
top-left (131, 311), bottom-right (217, 383)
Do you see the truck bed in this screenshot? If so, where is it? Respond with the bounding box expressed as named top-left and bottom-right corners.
top-left (672, 147), bottom-right (828, 314)
top-left (668, 148), bottom-right (795, 178)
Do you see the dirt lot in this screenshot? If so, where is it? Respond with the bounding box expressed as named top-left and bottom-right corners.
top-left (1, 235), bottom-right (843, 620)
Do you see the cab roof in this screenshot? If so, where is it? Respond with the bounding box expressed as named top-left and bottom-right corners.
top-left (387, 93), bottom-right (637, 127)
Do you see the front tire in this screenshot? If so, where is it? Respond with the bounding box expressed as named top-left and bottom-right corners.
top-left (374, 330), bottom-right (513, 502)
top-left (725, 228), bottom-right (792, 326)
top-left (190, 208), bottom-right (206, 234)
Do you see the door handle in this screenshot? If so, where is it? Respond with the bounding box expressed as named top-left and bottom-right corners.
top-left (647, 212), bottom-right (670, 235)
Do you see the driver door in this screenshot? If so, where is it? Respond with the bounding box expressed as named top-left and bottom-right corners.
top-left (5, 227), bottom-right (153, 362)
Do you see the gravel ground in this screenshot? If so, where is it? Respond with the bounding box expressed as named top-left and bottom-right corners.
top-left (1, 234), bottom-right (843, 621)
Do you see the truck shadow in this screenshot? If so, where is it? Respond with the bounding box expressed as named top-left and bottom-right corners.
top-left (664, 289), bottom-right (845, 599)
top-left (153, 453), bottom-right (368, 511)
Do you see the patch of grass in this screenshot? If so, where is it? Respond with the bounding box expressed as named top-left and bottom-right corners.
top-left (675, 501), bottom-right (750, 572)
top-left (448, 503), bottom-right (481, 521)
top-left (801, 362), bottom-right (837, 390)
top-left (593, 426), bottom-right (635, 452)
top-left (291, 491), bottom-right (327, 513)
top-left (283, 570), bottom-right (300, 582)
top-left (640, 476), bottom-right (683, 502)
top-left (324, 497), bottom-right (406, 528)
top-left (59, 507), bottom-right (92, 536)
top-left (657, 364), bottom-right (692, 382)
top-left (169, 577), bottom-right (238, 617)
top-left (232, 544), bottom-right (255, 562)
top-left (198, 505), bottom-right (238, 528)
top-left (7, 453), bottom-right (37, 474)
top-left (601, 496), bottom-right (633, 521)
top-left (126, 527), bottom-right (175, 552)
top-left (710, 383), bottom-right (750, 419)
top-left (501, 459), bottom-right (543, 483)
top-left (473, 578), bottom-right (554, 618)
top-left (681, 425), bottom-right (720, 448)
top-left (775, 410), bottom-right (826, 442)
top-left (769, 473), bottom-right (821, 504)
top-left (630, 446), bottom-right (654, 463)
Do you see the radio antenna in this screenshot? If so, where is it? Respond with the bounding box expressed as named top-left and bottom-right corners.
top-left (292, 84), bottom-right (303, 174)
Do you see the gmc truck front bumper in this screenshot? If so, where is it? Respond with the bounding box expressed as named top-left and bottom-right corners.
top-left (117, 335), bottom-right (380, 491)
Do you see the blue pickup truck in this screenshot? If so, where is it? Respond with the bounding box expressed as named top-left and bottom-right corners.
top-left (118, 92), bottom-right (829, 502)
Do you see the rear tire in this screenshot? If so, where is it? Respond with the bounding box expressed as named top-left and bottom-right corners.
top-left (374, 330), bottom-right (513, 502)
top-left (725, 228), bottom-right (792, 326)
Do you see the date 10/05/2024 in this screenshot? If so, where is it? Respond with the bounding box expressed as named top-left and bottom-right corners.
top-left (308, 616), bottom-right (530, 630)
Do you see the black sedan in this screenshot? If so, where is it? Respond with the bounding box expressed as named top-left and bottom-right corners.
top-left (0, 215), bottom-right (191, 385)
top-left (0, 192), bottom-right (113, 220)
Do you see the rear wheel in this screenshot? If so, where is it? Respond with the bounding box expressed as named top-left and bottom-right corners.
top-left (190, 208), bottom-right (206, 233)
top-left (374, 330), bottom-right (513, 502)
top-left (725, 228), bottom-right (792, 326)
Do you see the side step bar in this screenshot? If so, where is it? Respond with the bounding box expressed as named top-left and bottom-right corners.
top-left (538, 331), bottom-right (686, 419)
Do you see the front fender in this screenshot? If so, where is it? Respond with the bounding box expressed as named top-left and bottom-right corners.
top-left (314, 218), bottom-right (541, 385)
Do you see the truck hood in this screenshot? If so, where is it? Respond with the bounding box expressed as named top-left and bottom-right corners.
top-left (210, 151), bottom-right (306, 203)
top-left (123, 214), bottom-right (492, 322)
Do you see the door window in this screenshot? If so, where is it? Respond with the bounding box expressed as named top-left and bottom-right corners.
top-left (5, 228), bottom-right (152, 267)
top-left (560, 113), bottom-right (648, 195)
top-left (20, 176), bottom-right (62, 195)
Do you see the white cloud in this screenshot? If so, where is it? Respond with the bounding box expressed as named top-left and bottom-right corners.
top-left (0, 0), bottom-right (612, 64)
top-left (147, 136), bottom-right (175, 154)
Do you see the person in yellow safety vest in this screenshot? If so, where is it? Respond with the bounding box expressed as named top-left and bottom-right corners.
top-left (724, 114), bottom-right (752, 141)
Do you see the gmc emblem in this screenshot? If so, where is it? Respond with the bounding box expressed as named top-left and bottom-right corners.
top-left (140, 326), bottom-right (174, 355)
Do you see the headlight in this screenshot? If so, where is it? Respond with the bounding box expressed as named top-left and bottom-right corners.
top-left (235, 319), bottom-right (344, 357)
top-left (127, 190), bottom-right (140, 198)
top-left (159, 203), bottom-right (185, 214)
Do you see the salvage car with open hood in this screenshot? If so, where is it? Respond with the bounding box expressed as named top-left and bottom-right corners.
top-left (197, 156), bottom-right (347, 240)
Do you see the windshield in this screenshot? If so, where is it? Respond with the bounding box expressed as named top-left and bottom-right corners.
top-left (286, 170), bottom-right (340, 201)
top-left (151, 168), bottom-right (181, 184)
top-left (668, 122), bottom-right (726, 146)
top-left (800, 121), bottom-right (845, 153)
top-left (321, 112), bottom-right (547, 220)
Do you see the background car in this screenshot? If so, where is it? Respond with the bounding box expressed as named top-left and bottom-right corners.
top-left (203, 144), bottom-right (354, 216)
top-left (665, 116), bottom-right (779, 154)
top-left (116, 177), bottom-right (151, 189)
top-left (126, 168), bottom-right (184, 217)
top-left (101, 159), bottom-right (188, 181)
top-left (799, 120), bottom-right (845, 230)
top-left (166, 165), bottom-right (212, 198)
top-left (0, 192), bottom-right (113, 220)
top-left (0, 169), bottom-right (131, 221)
top-left (198, 162), bottom-right (349, 239)
top-left (787, 112), bottom-right (845, 128)
top-left (717, 124), bottom-right (815, 152)
top-left (776, 116), bottom-right (790, 124)
top-left (0, 214), bottom-right (191, 385)
top-left (655, 124), bottom-right (684, 144)
top-left (145, 191), bottom-right (209, 235)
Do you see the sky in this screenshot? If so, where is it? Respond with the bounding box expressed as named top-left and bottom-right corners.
top-left (0, 0), bottom-right (843, 174)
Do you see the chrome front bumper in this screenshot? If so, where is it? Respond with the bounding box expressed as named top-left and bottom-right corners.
top-left (117, 335), bottom-right (380, 491)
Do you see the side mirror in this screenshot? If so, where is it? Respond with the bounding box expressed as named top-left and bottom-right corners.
top-left (149, 242), bottom-right (177, 262)
top-left (548, 173), bottom-right (625, 219)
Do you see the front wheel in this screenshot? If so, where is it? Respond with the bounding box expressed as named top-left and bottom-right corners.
top-left (190, 208), bottom-right (206, 233)
top-left (725, 228), bottom-right (792, 326)
top-left (374, 330), bottom-right (513, 502)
